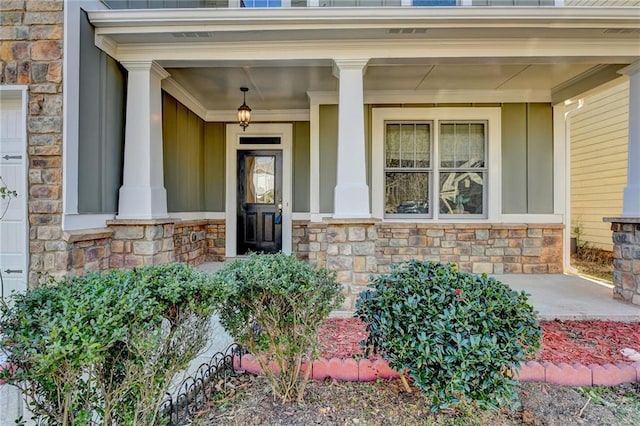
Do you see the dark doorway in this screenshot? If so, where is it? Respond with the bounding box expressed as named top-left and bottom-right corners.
top-left (237, 150), bottom-right (283, 254)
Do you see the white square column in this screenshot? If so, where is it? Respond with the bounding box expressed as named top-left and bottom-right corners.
top-left (332, 59), bottom-right (371, 219)
top-left (117, 61), bottom-right (169, 219)
top-left (620, 61), bottom-right (640, 217)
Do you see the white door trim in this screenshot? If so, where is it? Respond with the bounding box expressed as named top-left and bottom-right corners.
top-left (225, 123), bottom-right (293, 258)
top-left (0, 85), bottom-right (29, 300)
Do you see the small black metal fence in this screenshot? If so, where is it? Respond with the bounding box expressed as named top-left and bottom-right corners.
top-left (159, 343), bottom-right (246, 425)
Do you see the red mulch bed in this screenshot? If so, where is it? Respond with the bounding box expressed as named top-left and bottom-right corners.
top-left (318, 318), bottom-right (640, 365)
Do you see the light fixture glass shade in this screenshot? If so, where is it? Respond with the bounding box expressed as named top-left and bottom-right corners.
top-left (238, 87), bottom-right (251, 131)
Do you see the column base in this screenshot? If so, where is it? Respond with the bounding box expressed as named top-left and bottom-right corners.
top-left (117, 185), bottom-right (168, 220)
top-left (333, 184), bottom-right (370, 219)
top-left (604, 217), bottom-right (640, 306)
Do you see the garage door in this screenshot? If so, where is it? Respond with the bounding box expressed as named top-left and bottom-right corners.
top-left (0, 90), bottom-right (28, 303)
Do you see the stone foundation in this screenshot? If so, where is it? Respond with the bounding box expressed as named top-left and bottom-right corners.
top-left (205, 220), bottom-right (226, 262)
top-left (39, 219), bottom-right (226, 280)
top-left (302, 220), bottom-right (564, 310)
top-left (605, 218), bottom-right (640, 305)
top-left (108, 219), bottom-right (176, 268)
top-left (64, 229), bottom-right (112, 276)
top-left (174, 220), bottom-right (208, 265)
top-left (39, 217), bottom-right (564, 310)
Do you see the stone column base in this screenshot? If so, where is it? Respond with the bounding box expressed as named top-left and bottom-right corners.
top-left (604, 217), bottom-right (640, 305)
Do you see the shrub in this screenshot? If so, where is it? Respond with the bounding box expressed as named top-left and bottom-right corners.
top-left (0, 263), bottom-right (226, 425)
top-left (216, 253), bottom-right (344, 403)
top-left (355, 260), bottom-right (541, 410)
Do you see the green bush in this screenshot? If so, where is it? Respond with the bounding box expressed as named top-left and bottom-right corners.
top-left (216, 253), bottom-right (344, 403)
top-left (0, 263), bottom-right (226, 425)
top-left (355, 260), bottom-right (541, 410)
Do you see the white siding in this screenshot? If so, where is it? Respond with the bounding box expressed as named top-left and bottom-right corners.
top-left (570, 81), bottom-right (629, 251)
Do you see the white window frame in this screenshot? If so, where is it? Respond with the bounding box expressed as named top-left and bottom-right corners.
top-left (372, 107), bottom-right (501, 222)
top-left (383, 121), bottom-right (434, 219)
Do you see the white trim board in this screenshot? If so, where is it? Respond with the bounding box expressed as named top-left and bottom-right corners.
top-left (62, 0), bottom-right (110, 231)
top-left (225, 123), bottom-right (293, 257)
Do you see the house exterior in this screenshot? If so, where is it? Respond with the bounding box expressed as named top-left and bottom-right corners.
top-left (571, 79), bottom-right (629, 252)
top-left (1, 0), bottom-right (640, 312)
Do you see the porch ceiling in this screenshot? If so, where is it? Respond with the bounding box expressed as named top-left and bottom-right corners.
top-left (89, 6), bottom-right (640, 110)
top-left (164, 61), bottom-right (603, 110)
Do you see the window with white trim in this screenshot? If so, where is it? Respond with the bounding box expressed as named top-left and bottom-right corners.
top-left (383, 118), bottom-right (488, 219)
top-left (438, 121), bottom-right (487, 216)
top-left (385, 122), bottom-right (432, 217)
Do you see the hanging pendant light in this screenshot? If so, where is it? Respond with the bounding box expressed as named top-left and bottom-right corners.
top-left (237, 87), bottom-right (251, 131)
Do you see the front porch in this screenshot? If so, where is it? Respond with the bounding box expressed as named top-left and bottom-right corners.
top-left (51, 3), bottom-right (640, 307)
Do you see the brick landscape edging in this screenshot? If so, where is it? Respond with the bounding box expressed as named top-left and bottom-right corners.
top-left (234, 354), bottom-right (640, 387)
top-left (3, 356), bottom-right (638, 388)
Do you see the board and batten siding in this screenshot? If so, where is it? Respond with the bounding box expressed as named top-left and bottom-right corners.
top-left (77, 10), bottom-right (126, 214)
top-left (571, 81), bottom-right (629, 251)
top-left (501, 103), bottom-right (554, 214)
top-left (162, 92), bottom-right (310, 213)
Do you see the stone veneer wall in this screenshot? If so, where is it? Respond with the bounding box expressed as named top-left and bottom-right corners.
top-left (298, 220), bottom-right (563, 310)
top-left (205, 220), bottom-right (225, 262)
top-left (29, 219), bottom-right (226, 279)
top-left (1, 1), bottom-right (65, 285)
top-left (64, 229), bottom-right (112, 276)
top-left (607, 219), bottom-right (640, 305)
top-left (108, 220), bottom-right (176, 268)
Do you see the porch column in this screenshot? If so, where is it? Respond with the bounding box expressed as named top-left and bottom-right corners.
top-left (620, 61), bottom-right (640, 217)
top-left (332, 59), bottom-right (370, 219)
top-left (117, 60), bottom-right (169, 219)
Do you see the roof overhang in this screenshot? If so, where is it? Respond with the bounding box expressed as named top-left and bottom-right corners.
top-left (85, 6), bottom-right (640, 111)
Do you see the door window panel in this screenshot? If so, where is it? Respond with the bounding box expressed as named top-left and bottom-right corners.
top-left (245, 156), bottom-right (275, 204)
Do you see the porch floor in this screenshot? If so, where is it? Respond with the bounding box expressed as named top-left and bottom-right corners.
top-left (198, 262), bottom-right (640, 322)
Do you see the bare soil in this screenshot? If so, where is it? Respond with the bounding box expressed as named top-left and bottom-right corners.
top-left (196, 375), bottom-right (640, 426)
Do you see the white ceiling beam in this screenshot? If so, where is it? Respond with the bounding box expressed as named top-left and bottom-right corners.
top-left (102, 38), bottom-right (640, 63)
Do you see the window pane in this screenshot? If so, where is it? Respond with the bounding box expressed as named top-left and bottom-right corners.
top-left (385, 172), bottom-right (429, 215)
top-left (386, 123), bottom-right (430, 169)
top-left (414, 0), bottom-right (456, 5)
top-left (440, 122), bottom-right (485, 168)
top-left (386, 123), bottom-right (400, 168)
top-left (439, 172), bottom-right (484, 215)
top-left (400, 124), bottom-right (415, 168)
top-left (440, 123), bottom-right (455, 168)
top-left (469, 123), bottom-right (485, 167)
top-left (415, 123), bottom-right (430, 168)
top-left (245, 156), bottom-right (275, 204)
top-left (241, 0), bottom-right (281, 6)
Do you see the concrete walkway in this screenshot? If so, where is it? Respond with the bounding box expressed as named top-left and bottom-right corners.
top-left (197, 261), bottom-right (640, 321)
top-left (498, 274), bottom-right (640, 321)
